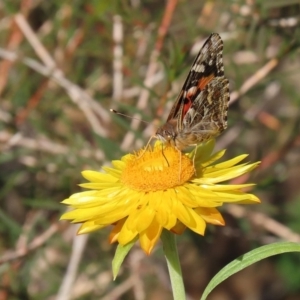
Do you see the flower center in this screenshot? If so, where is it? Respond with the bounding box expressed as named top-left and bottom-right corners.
top-left (121, 145), bottom-right (195, 192)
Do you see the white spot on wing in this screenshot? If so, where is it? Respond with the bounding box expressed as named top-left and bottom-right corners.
top-left (192, 63), bottom-right (205, 73)
top-left (186, 86), bottom-right (197, 97)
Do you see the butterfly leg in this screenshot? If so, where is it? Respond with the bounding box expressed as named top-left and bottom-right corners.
top-left (161, 143), bottom-right (170, 167)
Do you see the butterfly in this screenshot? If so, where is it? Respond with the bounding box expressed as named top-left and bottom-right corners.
top-left (156, 33), bottom-right (229, 150)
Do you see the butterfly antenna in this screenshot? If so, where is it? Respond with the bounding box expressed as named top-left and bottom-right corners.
top-left (110, 109), bottom-right (150, 125)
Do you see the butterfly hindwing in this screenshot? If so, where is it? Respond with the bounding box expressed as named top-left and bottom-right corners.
top-left (182, 76), bottom-right (229, 134)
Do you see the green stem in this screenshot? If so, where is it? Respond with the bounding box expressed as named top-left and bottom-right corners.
top-left (161, 229), bottom-right (186, 300)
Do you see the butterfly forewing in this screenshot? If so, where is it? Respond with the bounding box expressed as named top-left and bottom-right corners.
top-left (156, 33), bottom-right (229, 150)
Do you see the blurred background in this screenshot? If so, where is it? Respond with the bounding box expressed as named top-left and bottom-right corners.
top-left (1, 1), bottom-right (300, 299)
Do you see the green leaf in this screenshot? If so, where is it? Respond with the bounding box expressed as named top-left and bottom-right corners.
top-left (112, 239), bottom-right (136, 279)
top-left (201, 242), bottom-right (300, 300)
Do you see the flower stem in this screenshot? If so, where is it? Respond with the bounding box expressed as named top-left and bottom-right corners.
top-left (161, 229), bottom-right (186, 300)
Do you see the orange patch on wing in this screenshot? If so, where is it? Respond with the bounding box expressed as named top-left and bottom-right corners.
top-left (182, 98), bottom-right (192, 116)
top-left (197, 74), bottom-right (215, 90)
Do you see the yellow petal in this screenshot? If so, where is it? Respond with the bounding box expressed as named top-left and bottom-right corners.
top-left (175, 186), bottom-right (199, 208)
top-left (102, 166), bottom-right (122, 177)
top-left (173, 199), bottom-right (192, 225)
top-left (111, 160), bottom-right (126, 170)
top-left (161, 189), bottom-right (180, 229)
top-left (62, 188), bottom-right (128, 207)
top-left (181, 207), bottom-right (206, 235)
top-left (109, 218), bottom-right (126, 243)
top-left (194, 207), bottom-right (225, 225)
top-left (118, 219), bottom-right (138, 245)
top-left (136, 208), bottom-right (155, 233)
top-left (95, 208), bottom-right (130, 224)
top-left (201, 162), bottom-right (260, 183)
top-left (205, 154), bottom-right (249, 171)
top-left (200, 149), bottom-right (226, 167)
top-left (185, 184), bottom-right (222, 207)
top-left (77, 220), bottom-right (106, 234)
top-left (79, 182), bottom-right (120, 189)
top-left (198, 183), bottom-right (256, 191)
top-left (82, 170), bottom-right (119, 182)
top-left (214, 190), bottom-right (261, 203)
top-left (139, 218), bottom-right (162, 254)
top-left (232, 194), bottom-right (261, 204)
top-left (171, 221), bottom-right (186, 235)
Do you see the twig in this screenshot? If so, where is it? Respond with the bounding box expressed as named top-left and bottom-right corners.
top-left (229, 34), bottom-right (298, 105)
top-left (101, 276), bottom-right (136, 300)
top-left (128, 249), bottom-right (145, 300)
top-left (56, 228), bottom-right (89, 300)
top-left (0, 130), bottom-right (104, 161)
top-left (14, 13), bottom-right (56, 69)
top-left (15, 79), bottom-right (50, 125)
top-left (227, 205), bottom-right (300, 243)
top-left (229, 58), bottom-right (279, 105)
top-left (0, 16), bottom-right (23, 95)
top-left (12, 14), bottom-right (110, 136)
top-left (0, 47), bottom-right (109, 137)
top-left (16, 211), bottom-right (45, 250)
top-left (120, 0), bottom-right (178, 150)
top-left (122, 71), bottom-right (165, 99)
top-left (0, 109), bottom-right (12, 123)
top-left (0, 223), bottom-right (59, 264)
top-left (259, 130), bottom-right (300, 171)
top-left (218, 80), bottom-right (280, 149)
top-left (112, 15), bottom-right (123, 102)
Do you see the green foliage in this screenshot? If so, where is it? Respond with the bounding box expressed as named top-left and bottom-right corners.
top-left (201, 242), bottom-right (300, 300)
top-left (112, 239), bottom-right (136, 280)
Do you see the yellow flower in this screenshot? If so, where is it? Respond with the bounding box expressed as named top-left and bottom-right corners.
top-left (61, 140), bottom-right (260, 254)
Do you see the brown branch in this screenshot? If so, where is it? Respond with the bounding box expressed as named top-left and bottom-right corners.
top-left (229, 58), bottom-right (279, 105)
top-left (57, 231), bottom-right (89, 300)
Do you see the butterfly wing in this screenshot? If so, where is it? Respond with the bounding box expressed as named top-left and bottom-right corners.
top-left (182, 76), bottom-right (229, 136)
top-left (166, 33), bottom-right (226, 132)
top-left (156, 33), bottom-right (229, 149)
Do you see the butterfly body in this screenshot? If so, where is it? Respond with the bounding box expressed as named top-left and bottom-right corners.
top-left (156, 33), bottom-right (229, 150)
